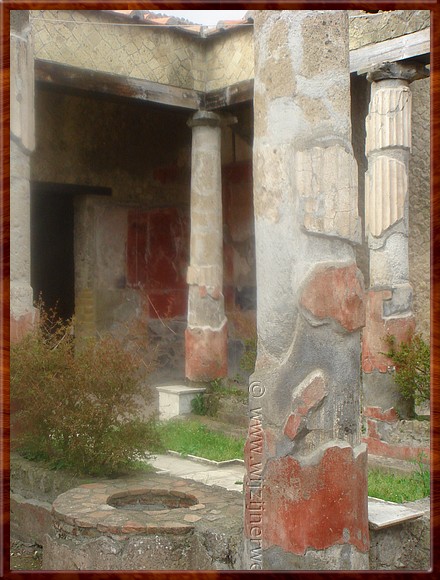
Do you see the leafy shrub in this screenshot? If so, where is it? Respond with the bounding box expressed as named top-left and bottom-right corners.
top-left (190, 379), bottom-right (247, 417)
top-left (383, 333), bottom-right (430, 405)
top-left (10, 307), bottom-right (163, 476)
top-left (240, 337), bottom-right (257, 374)
top-left (226, 309), bottom-right (257, 375)
top-left (191, 393), bottom-right (208, 416)
top-left (190, 389), bottom-right (220, 417)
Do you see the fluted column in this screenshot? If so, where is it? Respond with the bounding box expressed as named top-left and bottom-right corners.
top-left (10, 11), bottom-right (36, 340)
top-left (185, 111), bottom-right (227, 381)
top-left (245, 10), bottom-right (368, 570)
top-left (362, 62), bottom-right (429, 419)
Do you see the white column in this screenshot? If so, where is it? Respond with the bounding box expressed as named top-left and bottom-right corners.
top-left (362, 61), bottom-right (429, 418)
top-left (185, 111), bottom-right (227, 381)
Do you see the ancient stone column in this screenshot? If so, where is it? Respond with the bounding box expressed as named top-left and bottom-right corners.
top-left (362, 62), bottom-right (429, 422)
top-left (10, 11), bottom-right (36, 341)
top-left (244, 11), bottom-right (369, 570)
top-left (185, 111), bottom-right (227, 381)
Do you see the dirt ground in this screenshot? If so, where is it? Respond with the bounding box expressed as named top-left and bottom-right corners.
top-left (10, 539), bottom-right (43, 571)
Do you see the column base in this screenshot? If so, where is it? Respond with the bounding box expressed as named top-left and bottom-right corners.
top-left (185, 324), bottom-right (227, 381)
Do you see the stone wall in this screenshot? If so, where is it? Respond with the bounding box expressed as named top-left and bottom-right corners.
top-left (31, 10), bottom-right (206, 90)
top-left (369, 498), bottom-right (430, 570)
top-left (409, 77), bottom-right (430, 340)
top-left (205, 28), bottom-right (254, 91)
top-left (349, 10), bottom-right (430, 50)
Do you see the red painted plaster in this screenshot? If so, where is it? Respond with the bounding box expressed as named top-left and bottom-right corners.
top-left (362, 290), bottom-right (416, 373)
top-left (366, 418), bottom-right (381, 440)
top-left (244, 444), bottom-right (369, 555)
top-left (127, 208), bottom-right (189, 318)
top-left (363, 406), bottom-right (399, 423)
top-left (283, 373), bottom-right (327, 440)
top-left (300, 263), bottom-right (365, 332)
top-left (153, 164), bottom-right (179, 185)
top-left (185, 324), bottom-right (227, 381)
top-left (363, 436), bottom-right (430, 463)
top-left (10, 312), bottom-right (35, 343)
top-left (284, 414), bottom-right (303, 440)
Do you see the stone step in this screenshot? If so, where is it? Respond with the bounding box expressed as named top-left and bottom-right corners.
top-left (367, 497), bottom-right (425, 529)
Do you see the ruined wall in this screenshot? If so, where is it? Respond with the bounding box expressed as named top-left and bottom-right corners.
top-left (409, 77), bottom-right (430, 340)
top-left (349, 10), bottom-right (430, 49)
top-left (31, 10), bottom-right (206, 91)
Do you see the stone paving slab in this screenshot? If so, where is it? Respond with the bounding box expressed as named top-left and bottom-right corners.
top-left (148, 454), bottom-right (244, 491)
top-left (367, 497), bottom-right (425, 529)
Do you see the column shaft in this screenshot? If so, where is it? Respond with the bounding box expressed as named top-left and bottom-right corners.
top-left (245, 10), bottom-right (368, 570)
top-left (362, 62), bottom-right (429, 419)
top-left (185, 111), bottom-right (227, 381)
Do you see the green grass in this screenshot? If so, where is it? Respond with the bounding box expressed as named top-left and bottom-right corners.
top-left (157, 419), bottom-right (245, 462)
top-left (368, 468), bottom-right (430, 502)
top-left (157, 419), bottom-right (430, 502)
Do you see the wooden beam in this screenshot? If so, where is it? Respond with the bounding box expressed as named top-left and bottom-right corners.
top-left (35, 59), bottom-right (202, 110)
top-left (204, 79), bottom-right (254, 110)
top-left (350, 28), bottom-right (430, 74)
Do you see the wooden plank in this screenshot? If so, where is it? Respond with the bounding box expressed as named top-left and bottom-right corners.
top-left (350, 28), bottom-right (430, 74)
top-left (204, 79), bottom-right (254, 110)
top-left (35, 59), bottom-right (202, 110)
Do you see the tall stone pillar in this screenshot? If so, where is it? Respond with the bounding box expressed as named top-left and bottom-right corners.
top-left (10, 11), bottom-right (36, 341)
top-left (244, 11), bottom-right (369, 570)
top-left (185, 111), bottom-right (227, 381)
top-left (362, 62), bottom-right (429, 422)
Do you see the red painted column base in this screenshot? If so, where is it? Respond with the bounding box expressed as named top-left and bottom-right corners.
top-left (244, 442), bottom-right (369, 556)
top-left (185, 323), bottom-right (227, 381)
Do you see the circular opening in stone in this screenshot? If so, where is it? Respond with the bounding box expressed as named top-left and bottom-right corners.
top-left (108, 490), bottom-right (199, 512)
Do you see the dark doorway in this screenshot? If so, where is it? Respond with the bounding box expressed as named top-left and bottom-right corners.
top-left (30, 183), bottom-right (111, 321)
top-left (31, 188), bottom-right (75, 320)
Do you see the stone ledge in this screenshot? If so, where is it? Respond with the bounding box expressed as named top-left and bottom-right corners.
top-left (166, 449), bottom-right (244, 467)
top-left (156, 384), bottom-right (206, 420)
top-left (51, 474), bottom-right (242, 537)
top-left (10, 493), bottom-right (53, 545)
top-left (368, 497), bottom-right (425, 530)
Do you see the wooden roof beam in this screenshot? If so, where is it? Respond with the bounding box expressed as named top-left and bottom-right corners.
top-left (35, 59), bottom-right (203, 110)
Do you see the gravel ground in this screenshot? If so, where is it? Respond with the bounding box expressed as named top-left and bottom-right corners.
top-left (10, 539), bottom-right (43, 571)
